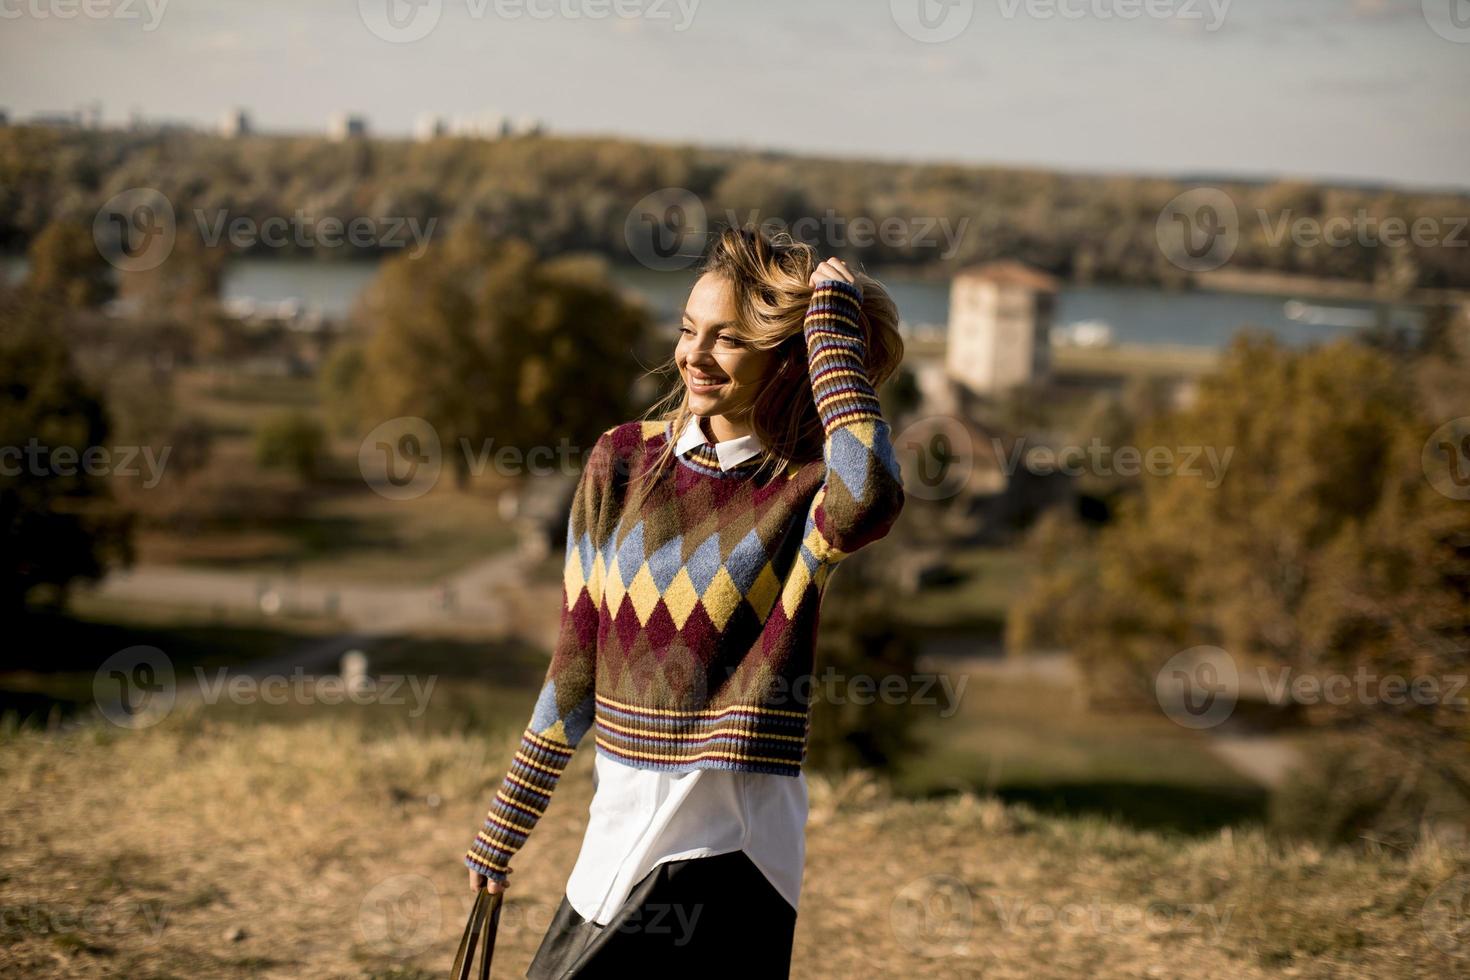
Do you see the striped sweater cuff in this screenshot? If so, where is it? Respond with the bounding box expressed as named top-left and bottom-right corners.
top-left (464, 727), bottom-right (574, 882)
top-left (804, 279), bottom-right (883, 435)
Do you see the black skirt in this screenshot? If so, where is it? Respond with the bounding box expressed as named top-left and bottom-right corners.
top-left (527, 850), bottom-right (797, 979)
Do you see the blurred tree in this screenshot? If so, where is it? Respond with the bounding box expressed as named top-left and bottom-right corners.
top-left (4, 130), bottom-right (1467, 288)
top-left (806, 540), bottom-right (925, 772)
top-left (117, 231), bottom-right (226, 322)
top-left (878, 362), bottom-right (921, 424)
top-left (1004, 507), bottom-right (1094, 656)
top-left (255, 410), bottom-right (325, 482)
top-left (320, 341), bottom-right (367, 438)
top-left (1068, 376), bottom-right (1174, 504)
top-left (1010, 334), bottom-right (1470, 831)
top-left (95, 359), bottom-right (214, 521)
top-left (24, 221), bottom-right (113, 309)
top-left (0, 292), bottom-right (132, 614)
top-left (357, 225), bottom-right (649, 487)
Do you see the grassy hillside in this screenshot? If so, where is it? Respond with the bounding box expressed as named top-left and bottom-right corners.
top-left (1, 710), bottom-right (1463, 979)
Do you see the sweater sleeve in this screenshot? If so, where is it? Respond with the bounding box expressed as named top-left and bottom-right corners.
top-left (801, 278), bottom-right (905, 561)
top-left (464, 433), bottom-right (612, 883)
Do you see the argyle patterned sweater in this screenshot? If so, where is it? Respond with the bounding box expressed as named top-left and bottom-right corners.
top-left (466, 279), bottom-right (904, 883)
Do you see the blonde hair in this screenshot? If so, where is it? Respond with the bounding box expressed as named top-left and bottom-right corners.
top-left (632, 226), bottom-right (904, 504)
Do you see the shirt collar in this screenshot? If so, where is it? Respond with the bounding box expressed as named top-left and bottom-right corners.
top-left (672, 417), bottom-right (765, 471)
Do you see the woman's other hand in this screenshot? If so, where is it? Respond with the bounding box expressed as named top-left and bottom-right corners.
top-left (468, 868), bottom-right (508, 894)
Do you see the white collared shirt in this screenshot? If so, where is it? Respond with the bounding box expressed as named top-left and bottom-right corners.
top-left (671, 416), bottom-right (765, 471)
top-left (562, 421), bottom-right (808, 925)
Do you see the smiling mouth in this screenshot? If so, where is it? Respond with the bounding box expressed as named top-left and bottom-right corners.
top-left (686, 370), bottom-right (728, 393)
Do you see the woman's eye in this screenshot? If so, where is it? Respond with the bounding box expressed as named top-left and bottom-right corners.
top-left (718, 335), bottom-right (745, 348)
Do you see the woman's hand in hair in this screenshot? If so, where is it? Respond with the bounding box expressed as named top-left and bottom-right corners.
top-left (809, 257), bottom-right (861, 301)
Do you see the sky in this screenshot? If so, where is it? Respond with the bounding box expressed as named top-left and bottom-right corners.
top-left (1, 0), bottom-right (1467, 190)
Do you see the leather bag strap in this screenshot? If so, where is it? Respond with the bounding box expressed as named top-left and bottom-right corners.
top-left (450, 889), bottom-right (488, 980)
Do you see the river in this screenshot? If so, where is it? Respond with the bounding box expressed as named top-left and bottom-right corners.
top-left (2, 254), bottom-right (1427, 349)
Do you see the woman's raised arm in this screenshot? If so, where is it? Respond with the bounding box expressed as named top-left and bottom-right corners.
top-left (800, 270), bottom-right (905, 562)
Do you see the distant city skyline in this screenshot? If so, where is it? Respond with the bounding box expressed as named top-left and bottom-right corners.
top-left (2, 0), bottom-right (1467, 191)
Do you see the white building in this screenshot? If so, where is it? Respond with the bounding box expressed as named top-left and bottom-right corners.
top-left (327, 112), bottom-right (368, 141)
top-left (413, 111), bottom-right (544, 141)
top-left (448, 111), bottom-right (508, 139)
top-left (511, 115), bottom-right (544, 136)
top-left (219, 108), bottom-right (252, 138)
top-left (414, 113), bottom-right (448, 142)
top-left (945, 261), bottom-right (1060, 397)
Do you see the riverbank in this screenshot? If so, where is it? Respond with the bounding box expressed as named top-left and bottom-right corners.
top-left (1193, 267), bottom-right (1470, 308)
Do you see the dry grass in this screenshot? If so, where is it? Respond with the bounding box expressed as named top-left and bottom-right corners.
top-left (1, 710), bottom-right (1465, 979)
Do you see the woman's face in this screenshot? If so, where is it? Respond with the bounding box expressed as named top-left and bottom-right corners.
top-left (676, 273), bottom-right (774, 419)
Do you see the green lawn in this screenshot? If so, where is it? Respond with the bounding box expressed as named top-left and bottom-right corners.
top-left (893, 667), bottom-right (1269, 835)
top-left (126, 368), bottom-right (523, 585)
top-left (894, 545), bottom-right (1031, 636)
top-left (1, 606), bottom-right (549, 739)
top-left (1, 603), bottom-right (344, 726)
top-left (141, 485), bottom-right (521, 585)
top-left (882, 544), bottom-right (1269, 834)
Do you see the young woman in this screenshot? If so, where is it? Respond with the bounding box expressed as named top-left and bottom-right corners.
top-left (464, 226), bottom-right (906, 977)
